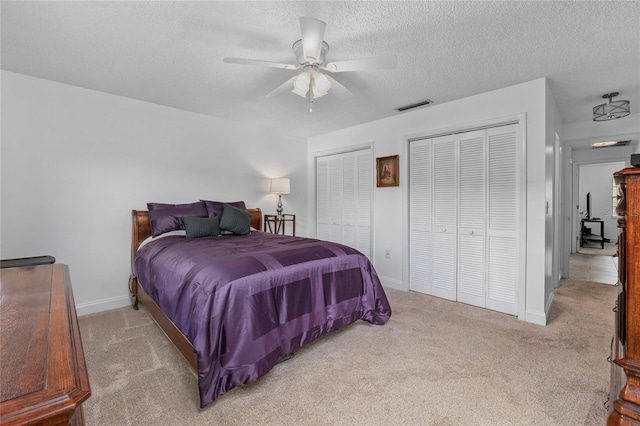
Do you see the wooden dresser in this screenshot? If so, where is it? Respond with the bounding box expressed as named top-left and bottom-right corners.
top-left (609, 167), bottom-right (640, 425)
top-left (0, 264), bottom-right (91, 425)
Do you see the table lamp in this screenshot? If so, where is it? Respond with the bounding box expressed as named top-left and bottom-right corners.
top-left (270, 178), bottom-right (290, 218)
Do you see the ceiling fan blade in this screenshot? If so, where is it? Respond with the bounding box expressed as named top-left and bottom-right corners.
top-left (325, 75), bottom-right (353, 99)
top-left (265, 76), bottom-right (298, 98)
top-left (300, 17), bottom-right (326, 63)
top-left (323, 55), bottom-right (397, 73)
top-left (223, 57), bottom-right (299, 70)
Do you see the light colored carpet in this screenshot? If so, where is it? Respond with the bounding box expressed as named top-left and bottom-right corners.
top-left (79, 278), bottom-right (617, 426)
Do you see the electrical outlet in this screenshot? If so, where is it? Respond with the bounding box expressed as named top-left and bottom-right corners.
top-left (385, 250), bottom-right (391, 259)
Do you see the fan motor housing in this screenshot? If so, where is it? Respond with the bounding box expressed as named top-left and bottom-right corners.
top-left (292, 39), bottom-right (330, 65)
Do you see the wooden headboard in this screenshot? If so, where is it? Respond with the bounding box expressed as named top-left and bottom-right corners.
top-left (131, 208), bottom-right (262, 275)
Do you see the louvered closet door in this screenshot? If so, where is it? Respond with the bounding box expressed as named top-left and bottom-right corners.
top-left (486, 124), bottom-right (518, 315)
top-left (356, 152), bottom-right (372, 259)
top-left (457, 130), bottom-right (487, 308)
top-left (409, 140), bottom-right (432, 294)
top-left (328, 157), bottom-right (343, 243)
top-left (432, 135), bottom-right (457, 301)
top-left (342, 155), bottom-right (357, 250)
top-left (316, 149), bottom-right (372, 259)
top-left (316, 158), bottom-right (330, 241)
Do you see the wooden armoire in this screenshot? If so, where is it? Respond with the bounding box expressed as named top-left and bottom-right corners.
top-left (608, 167), bottom-right (640, 425)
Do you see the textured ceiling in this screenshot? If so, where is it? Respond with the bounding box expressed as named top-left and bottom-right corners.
top-left (2, 1), bottom-right (639, 138)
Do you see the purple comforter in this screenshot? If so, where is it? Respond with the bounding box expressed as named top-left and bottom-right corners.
top-left (135, 231), bottom-right (391, 407)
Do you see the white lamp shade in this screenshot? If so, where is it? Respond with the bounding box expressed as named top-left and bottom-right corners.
top-left (291, 86), bottom-right (308, 98)
top-left (312, 72), bottom-right (331, 96)
top-left (294, 72), bottom-right (311, 91)
top-left (270, 178), bottom-right (290, 194)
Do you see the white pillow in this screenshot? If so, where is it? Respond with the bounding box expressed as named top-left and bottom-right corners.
top-left (138, 230), bottom-right (186, 251)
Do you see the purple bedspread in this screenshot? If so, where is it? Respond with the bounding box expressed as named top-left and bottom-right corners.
top-left (135, 231), bottom-right (391, 407)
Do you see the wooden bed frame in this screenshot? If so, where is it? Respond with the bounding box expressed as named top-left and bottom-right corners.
top-left (128, 208), bottom-right (263, 374)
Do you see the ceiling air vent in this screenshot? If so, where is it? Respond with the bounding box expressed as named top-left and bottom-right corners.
top-left (591, 140), bottom-right (631, 149)
top-left (396, 99), bottom-right (432, 112)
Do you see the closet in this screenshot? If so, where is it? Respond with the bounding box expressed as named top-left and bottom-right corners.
top-left (409, 124), bottom-right (520, 315)
top-left (317, 149), bottom-right (372, 259)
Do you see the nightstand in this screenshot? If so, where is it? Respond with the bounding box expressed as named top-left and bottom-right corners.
top-left (264, 214), bottom-right (296, 236)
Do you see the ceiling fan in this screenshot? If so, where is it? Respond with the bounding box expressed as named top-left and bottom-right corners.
top-left (223, 17), bottom-right (397, 111)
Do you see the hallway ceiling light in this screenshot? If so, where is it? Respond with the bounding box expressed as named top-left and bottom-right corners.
top-left (591, 140), bottom-right (631, 149)
top-left (592, 141), bottom-right (618, 148)
top-left (593, 92), bottom-right (630, 121)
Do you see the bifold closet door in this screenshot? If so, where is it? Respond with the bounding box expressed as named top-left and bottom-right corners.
top-left (328, 157), bottom-right (344, 244)
top-left (316, 149), bottom-right (373, 259)
top-left (457, 130), bottom-right (487, 308)
top-left (486, 125), bottom-right (518, 315)
top-left (431, 135), bottom-right (457, 301)
top-left (316, 158), bottom-right (330, 241)
top-left (341, 152), bottom-right (373, 259)
top-left (409, 140), bottom-right (432, 294)
top-left (316, 155), bottom-right (344, 243)
top-left (408, 123), bottom-right (520, 316)
top-left (342, 155), bottom-right (357, 250)
top-left (355, 151), bottom-right (372, 258)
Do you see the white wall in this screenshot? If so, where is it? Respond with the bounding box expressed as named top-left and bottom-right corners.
top-left (578, 162), bottom-right (625, 241)
top-left (0, 71), bottom-right (307, 315)
top-left (544, 82), bottom-right (563, 314)
top-left (308, 78), bottom-right (550, 325)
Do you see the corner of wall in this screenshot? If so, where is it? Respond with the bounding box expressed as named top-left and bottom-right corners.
top-left (379, 276), bottom-right (404, 291)
top-left (526, 291), bottom-right (554, 326)
top-left (526, 304), bottom-right (552, 326)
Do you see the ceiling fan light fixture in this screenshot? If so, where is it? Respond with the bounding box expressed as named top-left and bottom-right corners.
top-left (291, 86), bottom-right (308, 98)
top-left (312, 72), bottom-right (331, 97)
top-left (294, 71), bottom-right (311, 91)
top-left (223, 17), bottom-right (396, 109)
top-left (292, 72), bottom-right (311, 97)
top-left (312, 89), bottom-right (328, 99)
top-left (593, 92), bottom-right (630, 121)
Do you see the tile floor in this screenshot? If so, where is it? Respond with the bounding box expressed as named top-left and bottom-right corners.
top-left (570, 244), bottom-right (619, 285)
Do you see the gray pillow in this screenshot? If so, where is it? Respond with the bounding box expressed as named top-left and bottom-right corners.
top-left (220, 203), bottom-right (251, 235)
top-left (183, 216), bottom-right (221, 238)
top-left (201, 200), bottom-right (247, 218)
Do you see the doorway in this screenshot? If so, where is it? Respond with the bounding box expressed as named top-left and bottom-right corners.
top-left (573, 161), bottom-right (624, 284)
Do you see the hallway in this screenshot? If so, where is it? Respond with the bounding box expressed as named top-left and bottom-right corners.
top-left (570, 242), bottom-right (619, 285)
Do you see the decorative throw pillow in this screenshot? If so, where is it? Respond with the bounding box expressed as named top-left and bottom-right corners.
top-left (201, 200), bottom-right (247, 218)
top-left (183, 216), bottom-right (221, 238)
top-left (147, 201), bottom-right (208, 237)
top-left (219, 203), bottom-right (251, 235)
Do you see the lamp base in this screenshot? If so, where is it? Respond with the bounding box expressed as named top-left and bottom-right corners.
top-left (276, 194), bottom-right (283, 218)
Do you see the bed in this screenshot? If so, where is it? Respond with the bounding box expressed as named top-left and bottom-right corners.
top-left (129, 203), bottom-right (391, 408)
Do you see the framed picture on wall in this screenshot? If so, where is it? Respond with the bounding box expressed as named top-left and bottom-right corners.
top-left (376, 155), bottom-right (399, 187)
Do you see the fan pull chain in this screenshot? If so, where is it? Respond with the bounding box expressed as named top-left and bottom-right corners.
top-left (308, 83), bottom-right (314, 112)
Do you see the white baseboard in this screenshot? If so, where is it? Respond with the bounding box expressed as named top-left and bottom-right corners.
top-left (544, 291), bottom-right (555, 323)
top-left (76, 294), bottom-right (131, 316)
top-left (524, 292), bottom-right (554, 326)
top-left (380, 276), bottom-right (404, 291)
top-left (525, 309), bottom-right (548, 326)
